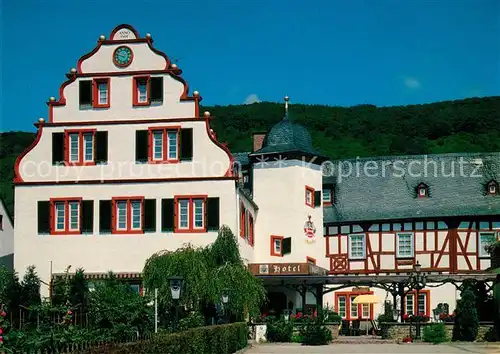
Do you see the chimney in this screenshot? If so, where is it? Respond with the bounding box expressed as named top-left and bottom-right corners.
top-left (252, 132), bottom-right (266, 152)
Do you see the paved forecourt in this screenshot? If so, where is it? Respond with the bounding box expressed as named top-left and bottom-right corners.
top-left (246, 342), bottom-right (500, 354)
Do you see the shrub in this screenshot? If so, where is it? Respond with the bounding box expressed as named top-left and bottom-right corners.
top-left (265, 317), bottom-right (293, 342)
top-left (452, 288), bottom-right (479, 341)
top-left (322, 307), bottom-right (341, 323)
top-left (423, 323), bottom-right (448, 344)
top-left (179, 311), bottom-right (205, 331)
top-left (298, 314), bottom-right (332, 346)
top-left (80, 322), bottom-right (248, 354)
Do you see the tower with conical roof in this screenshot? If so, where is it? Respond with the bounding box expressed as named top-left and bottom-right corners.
top-left (249, 97), bottom-right (328, 270)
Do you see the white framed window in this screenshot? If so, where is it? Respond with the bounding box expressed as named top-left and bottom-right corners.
top-left (137, 80), bottom-right (148, 103)
top-left (69, 133), bottom-right (79, 163)
top-left (274, 239), bottom-right (281, 253)
top-left (51, 199), bottom-right (81, 234)
top-left (348, 234), bottom-right (366, 259)
top-left (175, 197), bottom-right (207, 232)
top-left (69, 201), bottom-right (80, 231)
top-left (113, 198), bottom-right (143, 233)
top-left (479, 232), bottom-right (496, 257)
top-left (149, 129), bottom-right (179, 162)
top-left (338, 296), bottom-right (346, 318)
top-left (83, 133), bottom-right (94, 162)
top-left (322, 189), bottom-right (332, 203)
top-left (65, 130), bottom-right (96, 165)
top-left (55, 202), bottom-right (65, 231)
top-left (271, 235), bottom-right (284, 256)
top-left (116, 201), bottom-right (128, 231)
top-left (193, 199), bottom-right (204, 229)
top-left (417, 293), bottom-right (426, 315)
top-left (362, 304), bottom-right (370, 318)
top-left (167, 131), bottom-right (178, 160)
top-left (350, 296), bottom-right (358, 318)
top-left (305, 187), bottom-right (314, 207)
top-left (396, 232), bottom-right (414, 258)
top-left (131, 201), bottom-right (142, 230)
top-left (405, 294), bottom-right (414, 316)
top-left (152, 131), bottom-right (163, 161)
top-left (98, 81), bottom-right (108, 105)
top-left (178, 199), bottom-right (189, 229)
top-left (419, 187), bottom-right (426, 197)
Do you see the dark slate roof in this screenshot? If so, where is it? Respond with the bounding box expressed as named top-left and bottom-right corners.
top-left (233, 152), bottom-right (250, 166)
top-left (250, 116), bottom-right (324, 157)
top-left (323, 152), bottom-right (500, 224)
top-left (238, 187), bottom-right (258, 210)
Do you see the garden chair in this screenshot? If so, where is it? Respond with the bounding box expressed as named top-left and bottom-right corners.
top-left (351, 319), bottom-right (361, 336)
top-left (340, 319), bottom-right (350, 336)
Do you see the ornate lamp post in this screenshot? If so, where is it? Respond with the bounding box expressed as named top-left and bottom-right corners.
top-left (408, 261), bottom-right (427, 339)
top-left (168, 276), bottom-right (184, 332)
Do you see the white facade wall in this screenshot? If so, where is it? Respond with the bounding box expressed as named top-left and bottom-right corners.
top-left (252, 160), bottom-right (325, 269)
top-left (52, 75), bottom-right (195, 123)
top-left (0, 200), bottom-right (14, 270)
top-left (15, 180), bottom-right (237, 297)
top-left (19, 121), bottom-right (230, 183)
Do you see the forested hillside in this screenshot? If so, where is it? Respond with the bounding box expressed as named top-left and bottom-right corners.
top-left (1, 96), bottom-right (500, 216)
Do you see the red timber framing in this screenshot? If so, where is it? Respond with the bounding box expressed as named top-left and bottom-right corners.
top-left (325, 219), bottom-right (500, 275)
top-left (334, 289), bottom-right (375, 321)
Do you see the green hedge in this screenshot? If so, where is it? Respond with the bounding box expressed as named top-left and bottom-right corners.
top-left (79, 322), bottom-right (248, 354)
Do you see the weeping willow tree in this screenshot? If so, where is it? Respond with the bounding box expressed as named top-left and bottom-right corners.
top-left (142, 225), bottom-right (266, 319)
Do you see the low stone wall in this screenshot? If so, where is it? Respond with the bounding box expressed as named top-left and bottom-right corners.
top-left (249, 322), bottom-right (340, 342)
top-left (382, 322), bottom-right (495, 342)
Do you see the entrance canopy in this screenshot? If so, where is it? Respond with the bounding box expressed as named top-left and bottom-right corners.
top-left (248, 262), bottom-right (496, 286)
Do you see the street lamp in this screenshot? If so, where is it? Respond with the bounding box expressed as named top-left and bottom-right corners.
top-left (409, 261), bottom-right (427, 340)
top-left (221, 289), bottom-right (229, 323)
top-left (392, 307), bottom-right (400, 322)
top-left (168, 276), bottom-right (184, 332)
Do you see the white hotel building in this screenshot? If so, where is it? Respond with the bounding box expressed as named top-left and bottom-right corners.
top-left (14, 25), bottom-right (500, 323)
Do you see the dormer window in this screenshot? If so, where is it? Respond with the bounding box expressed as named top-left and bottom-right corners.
top-left (323, 184), bottom-right (334, 205)
top-left (417, 183), bottom-right (428, 198)
top-left (487, 180), bottom-right (499, 195)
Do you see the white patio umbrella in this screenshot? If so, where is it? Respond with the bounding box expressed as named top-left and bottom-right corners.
top-left (352, 294), bottom-right (381, 335)
top-left (352, 294), bottom-right (381, 304)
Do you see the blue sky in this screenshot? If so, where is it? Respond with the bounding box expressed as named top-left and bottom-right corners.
top-left (1, 0), bottom-right (499, 132)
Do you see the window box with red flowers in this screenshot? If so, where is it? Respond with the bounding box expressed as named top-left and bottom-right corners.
top-left (403, 313), bottom-right (430, 323)
top-left (438, 312), bottom-right (456, 323)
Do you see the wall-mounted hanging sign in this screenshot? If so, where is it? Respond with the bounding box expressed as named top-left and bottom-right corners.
top-left (304, 215), bottom-right (316, 243)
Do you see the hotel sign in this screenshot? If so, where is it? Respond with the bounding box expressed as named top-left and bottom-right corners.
top-left (258, 263), bottom-right (306, 275)
top-left (248, 263), bottom-right (327, 276)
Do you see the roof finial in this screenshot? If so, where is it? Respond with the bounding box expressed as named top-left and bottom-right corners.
top-left (284, 95), bottom-right (290, 120)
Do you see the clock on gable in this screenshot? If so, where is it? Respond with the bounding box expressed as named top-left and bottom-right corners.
top-left (113, 46), bottom-right (133, 67)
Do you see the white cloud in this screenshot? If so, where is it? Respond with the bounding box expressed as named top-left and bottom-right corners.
top-left (403, 77), bottom-right (421, 89)
top-left (243, 94), bottom-right (260, 104)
